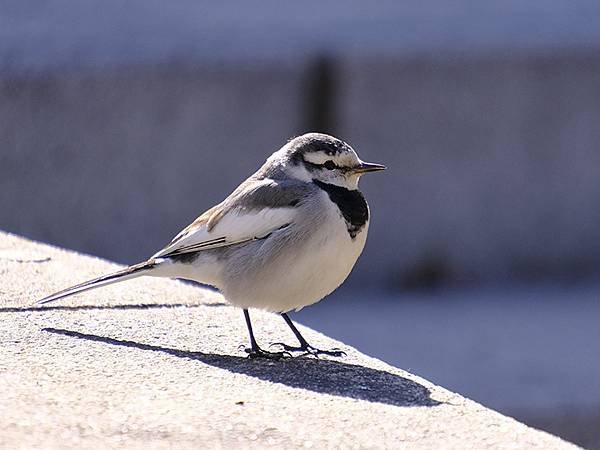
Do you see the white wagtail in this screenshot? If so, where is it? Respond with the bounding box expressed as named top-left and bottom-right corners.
top-left (37, 133), bottom-right (385, 358)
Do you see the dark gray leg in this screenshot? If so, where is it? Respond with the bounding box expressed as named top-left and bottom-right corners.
top-left (271, 313), bottom-right (346, 358)
top-left (243, 309), bottom-right (259, 350)
top-left (281, 312), bottom-right (311, 347)
top-left (242, 309), bottom-right (290, 359)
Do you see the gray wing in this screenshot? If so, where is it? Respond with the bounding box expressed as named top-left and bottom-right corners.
top-left (153, 178), bottom-right (313, 259)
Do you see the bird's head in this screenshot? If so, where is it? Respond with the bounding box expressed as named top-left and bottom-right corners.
top-left (271, 133), bottom-right (385, 190)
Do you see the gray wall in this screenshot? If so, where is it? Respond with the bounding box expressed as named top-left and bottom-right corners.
top-left (339, 53), bottom-right (600, 287)
top-left (1, 65), bottom-right (304, 264)
top-left (3, 52), bottom-right (600, 289)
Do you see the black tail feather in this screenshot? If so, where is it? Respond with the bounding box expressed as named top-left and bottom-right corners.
top-left (35, 260), bottom-right (155, 305)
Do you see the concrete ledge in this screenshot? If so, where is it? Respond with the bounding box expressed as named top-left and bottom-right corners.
top-left (0, 231), bottom-right (577, 449)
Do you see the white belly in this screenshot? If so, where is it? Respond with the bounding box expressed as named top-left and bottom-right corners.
top-left (222, 206), bottom-right (369, 312)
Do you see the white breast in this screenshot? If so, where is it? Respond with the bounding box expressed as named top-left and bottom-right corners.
top-left (221, 192), bottom-right (370, 312)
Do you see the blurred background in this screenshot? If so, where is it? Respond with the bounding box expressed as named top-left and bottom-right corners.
top-left (2, 0), bottom-right (600, 447)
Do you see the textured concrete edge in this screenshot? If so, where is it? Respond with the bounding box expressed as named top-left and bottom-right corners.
top-left (0, 230), bottom-right (579, 448)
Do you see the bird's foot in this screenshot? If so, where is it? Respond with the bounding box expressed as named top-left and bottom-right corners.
top-left (269, 342), bottom-right (346, 358)
top-left (240, 344), bottom-right (291, 360)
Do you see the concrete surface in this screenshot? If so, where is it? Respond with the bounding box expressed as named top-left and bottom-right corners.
top-left (297, 284), bottom-right (600, 449)
top-left (299, 283), bottom-right (600, 414)
top-left (0, 231), bottom-right (578, 449)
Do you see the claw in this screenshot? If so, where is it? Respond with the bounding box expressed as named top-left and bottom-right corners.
top-left (269, 342), bottom-right (346, 358)
top-left (303, 347), bottom-right (346, 358)
top-left (269, 342), bottom-right (289, 350)
top-left (243, 346), bottom-right (292, 359)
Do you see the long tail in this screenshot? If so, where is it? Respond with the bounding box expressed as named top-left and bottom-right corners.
top-left (35, 260), bottom-right (156, 305)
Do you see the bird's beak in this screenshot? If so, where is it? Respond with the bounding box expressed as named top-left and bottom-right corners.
top-left (353, 162), bottom-right (387, 174)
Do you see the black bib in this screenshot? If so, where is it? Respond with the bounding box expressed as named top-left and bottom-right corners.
top-left (313, 180), bottom-right (369, 239)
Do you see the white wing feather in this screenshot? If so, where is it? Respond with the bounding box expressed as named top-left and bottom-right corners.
top-left (152, 206), bottom-right (295, 259)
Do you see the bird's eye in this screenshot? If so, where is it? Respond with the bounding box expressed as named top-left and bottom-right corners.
top-left (323, 160), bottom-right (337, 170)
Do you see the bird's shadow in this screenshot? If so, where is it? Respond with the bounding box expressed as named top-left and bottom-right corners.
top-left (0, 302), bottom-right (226, 314)
top-left (43, 327), bottom-right (440, 408)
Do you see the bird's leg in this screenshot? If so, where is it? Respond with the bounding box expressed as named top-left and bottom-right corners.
top-left (270, 313), bottom-right (346, 357)
top-left (242, 309), bottom-right (290, 359)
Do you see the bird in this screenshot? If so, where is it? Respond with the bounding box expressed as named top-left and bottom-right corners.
top-left (36, 133), bottom-right (385, 358)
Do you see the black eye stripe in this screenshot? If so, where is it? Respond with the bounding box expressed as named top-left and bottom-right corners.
top-left (300, 156), bottom-right (353, 173)
top-left (302, 157), bottom-right (342, 170)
